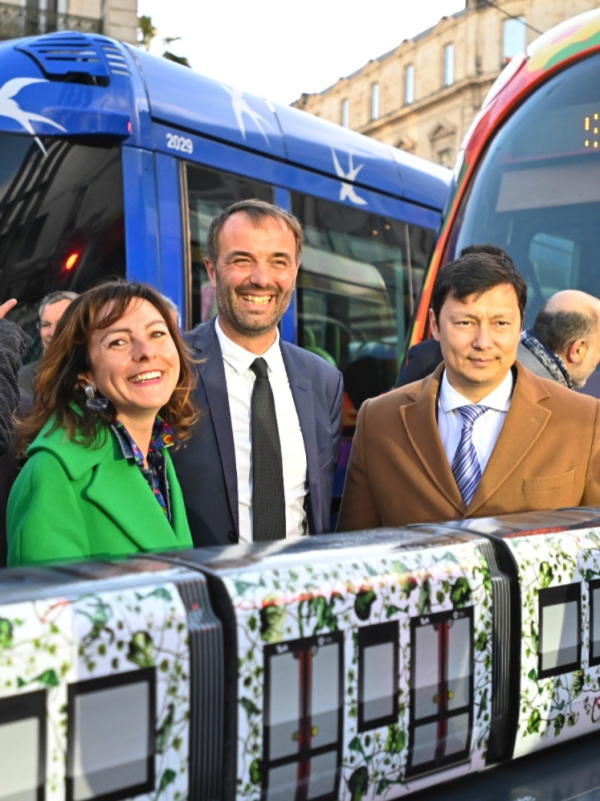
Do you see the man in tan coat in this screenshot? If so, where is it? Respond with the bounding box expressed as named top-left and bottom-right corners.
top-left (337, 249), bottom-right (600, 531)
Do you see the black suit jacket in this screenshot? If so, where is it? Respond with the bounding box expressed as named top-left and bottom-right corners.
top-left (172, 320), bottom-right (344, 547)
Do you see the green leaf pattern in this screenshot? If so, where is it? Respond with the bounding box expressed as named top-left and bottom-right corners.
top-left (508, 527), bottom-right (600, 759)
top-left (226, 540), bottom-right (494, 798)
top-left (0, 582), bottom-right (190, 800)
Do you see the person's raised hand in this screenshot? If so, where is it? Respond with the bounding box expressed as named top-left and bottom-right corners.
top-left (0, 299), bottom-right (17, 319)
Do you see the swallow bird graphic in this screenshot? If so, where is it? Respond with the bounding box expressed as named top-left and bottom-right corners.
top-left (332, 149), bottom-right (368, 206)
top-left (0, 78), bottom-right (66, 156)
top-left (221, 84), bottom-right (273, 145)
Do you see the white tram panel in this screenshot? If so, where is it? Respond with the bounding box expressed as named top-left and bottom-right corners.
top-left (188, 527), bottom-right (500, 800)
top-left (0, 562), bottom-right (194, 801)
top-left (490, 513), bottom-right (600, 759)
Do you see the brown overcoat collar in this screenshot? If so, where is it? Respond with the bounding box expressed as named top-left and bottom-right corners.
top-left (399, 361), bottom-right (552, 516)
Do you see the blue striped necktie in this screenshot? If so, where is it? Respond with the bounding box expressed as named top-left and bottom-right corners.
top-left (452, 405), bottom-right (490, 505)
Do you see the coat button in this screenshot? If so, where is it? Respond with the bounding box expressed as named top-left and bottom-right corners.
top-left (227, 531), bottom-right (237, 543)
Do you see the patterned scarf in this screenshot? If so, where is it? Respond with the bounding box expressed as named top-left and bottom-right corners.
top-left (520, 328), bottom-right (573, 388)
top-left (112, 416), bottom-right (175, 521)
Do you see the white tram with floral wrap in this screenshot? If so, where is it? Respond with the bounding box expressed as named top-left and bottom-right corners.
top-left (1, 508), bottom-right (600, 800)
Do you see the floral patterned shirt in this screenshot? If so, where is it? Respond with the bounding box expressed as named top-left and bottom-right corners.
top-left (111, 416), bottom-right (175, 522)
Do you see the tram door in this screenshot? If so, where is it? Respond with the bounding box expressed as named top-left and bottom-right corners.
top-left (263, 633), bottom-right (343, 801)
top-left (407, 609), bottom-right (473, 776)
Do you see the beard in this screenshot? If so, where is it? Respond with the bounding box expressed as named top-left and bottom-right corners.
top-left (214, 276), bottom-right (294, 337)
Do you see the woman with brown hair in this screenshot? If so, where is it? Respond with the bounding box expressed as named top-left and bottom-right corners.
top-left (7, 281), bottom-right (198, 566)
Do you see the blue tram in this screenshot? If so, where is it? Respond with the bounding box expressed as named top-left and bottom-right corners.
top-left (2, 507), bottom-right (600, 800)
top-left (0, 30), bottom-right (449, 415)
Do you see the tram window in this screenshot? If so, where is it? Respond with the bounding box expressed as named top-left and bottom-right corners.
top-left (412, 721), bottom-right (438, 766)
top-left (447, 616), bottom-right (471, 710)
top-left (590, 579), bottom-right (600, 666)
top-left (306, 751), bottom-right (338, 799)
top-left (263, 633), bottom-right (342, 801)
top-left (358, 621), bottom-right (399, 731)
top-left (445, 713), bottom-right (470, 755)
top-left (0, 133), bottom-right (125, 366)
top-left (66, 668), bottom-right (155, 801)
top-left (266, 650), bottom-right (299, 762)
top-left (266, 763), bottom-right (297, 801)
top-left (407, 609), bottom-right (473, 777)
top-left (452, 52), bottom-right (600, 331)
top-left (538, 584), bottom-right (581, 679)
top-left (412, 622), bottom-right (439, 720)
top-left (310, 641), bottom-right (340, 748)
top-left (0, 690), bottom-right (45, 801)
top-left (185, 163), bottom-right (273, 329)
top-left (528, 233), bottom-right (576, 300)
top-left (292, 192), bottom-right (435, 409)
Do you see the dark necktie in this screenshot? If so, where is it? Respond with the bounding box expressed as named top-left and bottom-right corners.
top-left (451, 405), bottom-right (489, 506)
top-left (250, 358), bottom-right (286, 540)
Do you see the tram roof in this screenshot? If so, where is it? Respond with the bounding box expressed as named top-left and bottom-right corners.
top-left (0, 31), bottom-right (450, 212)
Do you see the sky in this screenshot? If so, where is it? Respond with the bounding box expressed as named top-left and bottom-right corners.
top-left (136, 1), bottom-right (467, 105)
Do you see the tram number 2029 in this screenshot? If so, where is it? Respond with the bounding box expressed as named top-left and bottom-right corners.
top-left (166, 133), bottom-right (193, 154)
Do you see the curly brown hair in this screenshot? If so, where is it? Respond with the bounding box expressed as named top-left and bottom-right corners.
top-left (17, 281), bottom-right (199, 454)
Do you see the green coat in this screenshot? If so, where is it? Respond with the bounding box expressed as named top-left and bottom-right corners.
top-left (7, 422), bottom-right (193, 567)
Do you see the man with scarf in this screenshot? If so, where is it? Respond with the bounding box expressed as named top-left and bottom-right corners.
top-left (520, 290), bottom-right (600, 389)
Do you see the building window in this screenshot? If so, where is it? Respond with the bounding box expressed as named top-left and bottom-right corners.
top-left (437, 148), bottom-right (453, 168)
top-left (538, 584), bottom-right (581, 679)
top-left (341, 98), bottom-right (350, 128)
top-left (358, 622), bottom-right (399, 732)
top-left (444, 43), bottom-right (454, 87)
top-left (371, 83), bottom-right (380, 121)
top-left (405, 65), bottom-right (414, 105)
top-left (503, 17), bottom-right (526, 64)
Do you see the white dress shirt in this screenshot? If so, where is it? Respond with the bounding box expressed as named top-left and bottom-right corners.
top-left (437, 369), bottom-right (514, 474)
top-left (215, 319), bottom-right (308, 543)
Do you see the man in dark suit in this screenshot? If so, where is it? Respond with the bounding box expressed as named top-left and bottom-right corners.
top-left (173, 200), bottom-right (343, 547)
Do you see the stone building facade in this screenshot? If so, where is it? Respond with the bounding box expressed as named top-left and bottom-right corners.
top-left (293, 0), bottom-right (600, 166)
top-left (0, 0), bottom-right (138, 44)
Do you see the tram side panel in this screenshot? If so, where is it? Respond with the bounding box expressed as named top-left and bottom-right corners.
top-left (0, 578), bottom-right (191, 801)
top-left (502, 523), bottom-right (600, 759)
top-left (205, 532), bottom-right (500, 800)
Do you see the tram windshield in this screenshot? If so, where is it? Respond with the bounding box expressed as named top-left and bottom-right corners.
top-left (453, 52), bottom-right (600, 328)
top-left (0, 133), bottom-right (126, 364)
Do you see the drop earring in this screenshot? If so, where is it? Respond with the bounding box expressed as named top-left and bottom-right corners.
top-left (85, 384), bottom-right (108, 412)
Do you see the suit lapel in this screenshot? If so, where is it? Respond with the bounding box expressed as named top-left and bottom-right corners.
top-left (281, 343), bottom-right (321, 532)
top-left (84, 444), bottom-right (181, 551)
top-left (192, 322), bottom-right (239, 533)
top-left (400, 366), bottom-right (465, 514)
top-left (467, 364), bottom-right (551, 515)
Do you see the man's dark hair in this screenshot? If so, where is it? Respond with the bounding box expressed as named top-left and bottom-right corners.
top-left (533, 308), bottom-right (598, 355)
top-left (430, 244), bottom-right (527, 323)
top-left (205, 199), bottom-right (304, 264)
